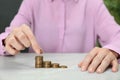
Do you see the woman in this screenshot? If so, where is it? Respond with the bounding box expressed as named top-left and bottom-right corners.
top-left (0, 0), bottom-right (120, 73)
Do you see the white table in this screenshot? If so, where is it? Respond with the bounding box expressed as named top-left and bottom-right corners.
top-left (0, 53), bottom-right (120, 80)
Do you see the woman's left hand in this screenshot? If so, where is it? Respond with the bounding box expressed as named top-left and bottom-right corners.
top-left (78, 47), bottom-right (119, 73)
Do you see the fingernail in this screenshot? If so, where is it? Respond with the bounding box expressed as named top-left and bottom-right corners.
top-left (35, 49), bottom-right (40, 54)
top-left (97, 69), bottom-right (102, 73)
top-left (81, 66), bottom-right (86, 71)
top-left (40, 49), bottom-right (43, 54)
top-left (89, 68), bottom-right (94, 73)
top-left (36, 51), bottom-right (40, 54)
top-left (112, 68), bottom-right (118, 72)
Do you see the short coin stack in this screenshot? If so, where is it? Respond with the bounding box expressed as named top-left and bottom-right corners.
top-left (35, 56), bottom-right (68, 68)
top-left (52, 63), bottom-right (60, 68)
top-left (43, 61), bottom-right (51, 68)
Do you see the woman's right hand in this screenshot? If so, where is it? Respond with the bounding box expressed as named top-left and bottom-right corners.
top-left (4, 24), bottom-right (42, 55)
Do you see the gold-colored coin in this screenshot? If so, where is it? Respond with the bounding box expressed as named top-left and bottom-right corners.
top-left (52, 63), bottom-right (59, 68)
top-left (60, 65), bottom-right (68, 68)
top-left (43, 61), bottom-right (51, 68)
top-left (35, 56), bottom-right (43, 60)
top-left (35, 64), bottom-right (43, 68)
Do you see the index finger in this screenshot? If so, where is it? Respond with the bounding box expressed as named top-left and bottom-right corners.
top-left (21, 24), bottom-right (43, 54)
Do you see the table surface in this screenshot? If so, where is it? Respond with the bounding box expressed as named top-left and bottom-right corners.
top-left (0, 53), bottom-right (120, 80)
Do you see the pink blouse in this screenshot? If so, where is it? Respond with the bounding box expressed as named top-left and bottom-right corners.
top-left (0, 0), bottom-right (120, 55)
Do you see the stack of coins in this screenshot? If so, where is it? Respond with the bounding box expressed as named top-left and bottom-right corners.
top-left (43, 61), bottom-right (51, 68)
top-left (52, 63), bottom-right (60, 68)
top-left (60, 65), bottom-right (68, 68)
top-left (35, 56), bottom-right (68, 68)
top-left (35, 56), bottom-right (43, 68)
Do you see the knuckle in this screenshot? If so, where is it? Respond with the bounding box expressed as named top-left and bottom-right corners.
top-left (104, 49), bottom-right (109, 53)
top-left (86, 54), bottom-right (93, 60)
top-left (15, 44), bottom-right (24, 51)
top-left (84, 58), bottom-right (91, 63)
top-left (90, 47), bottom-right (100, 53)
top-left (6, 35), bottom-right (13, 43)
top-left (109, 52), bottom-right (115, 56)
top-left (13, 28), bottom-right (19, 33)
top-left (13, 28), bottom-right (22, 35)
top-left (95, 54), bottom-right (101, 58)
top-left (102, 48), bottom-right (109, 53)
top-left (19, 34), bottom-right (26, 40)
top-left (103, 58), bottom-right (110, 64)
top-left (9, 37), bottom-right (15, 44)
top-left (28, 34), bottom-right (34, 39)
top-left (99, 48), bottom-right (110, 55)
top-left (94, 58), bottom-right (100, 64)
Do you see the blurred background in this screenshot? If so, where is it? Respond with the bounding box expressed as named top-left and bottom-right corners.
top-left (0, 0), bottom-right (22, 33)
top-left (0, 0), bottom-right (120, 33)
top-left (104, 0), bottom-right (120, 24)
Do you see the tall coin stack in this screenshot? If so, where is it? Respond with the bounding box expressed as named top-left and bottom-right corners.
top-left (35, 56), bottom-right (43, 68)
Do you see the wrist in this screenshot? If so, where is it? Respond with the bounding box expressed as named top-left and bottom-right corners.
top-left (110, 49), bottom-right (119, 59)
